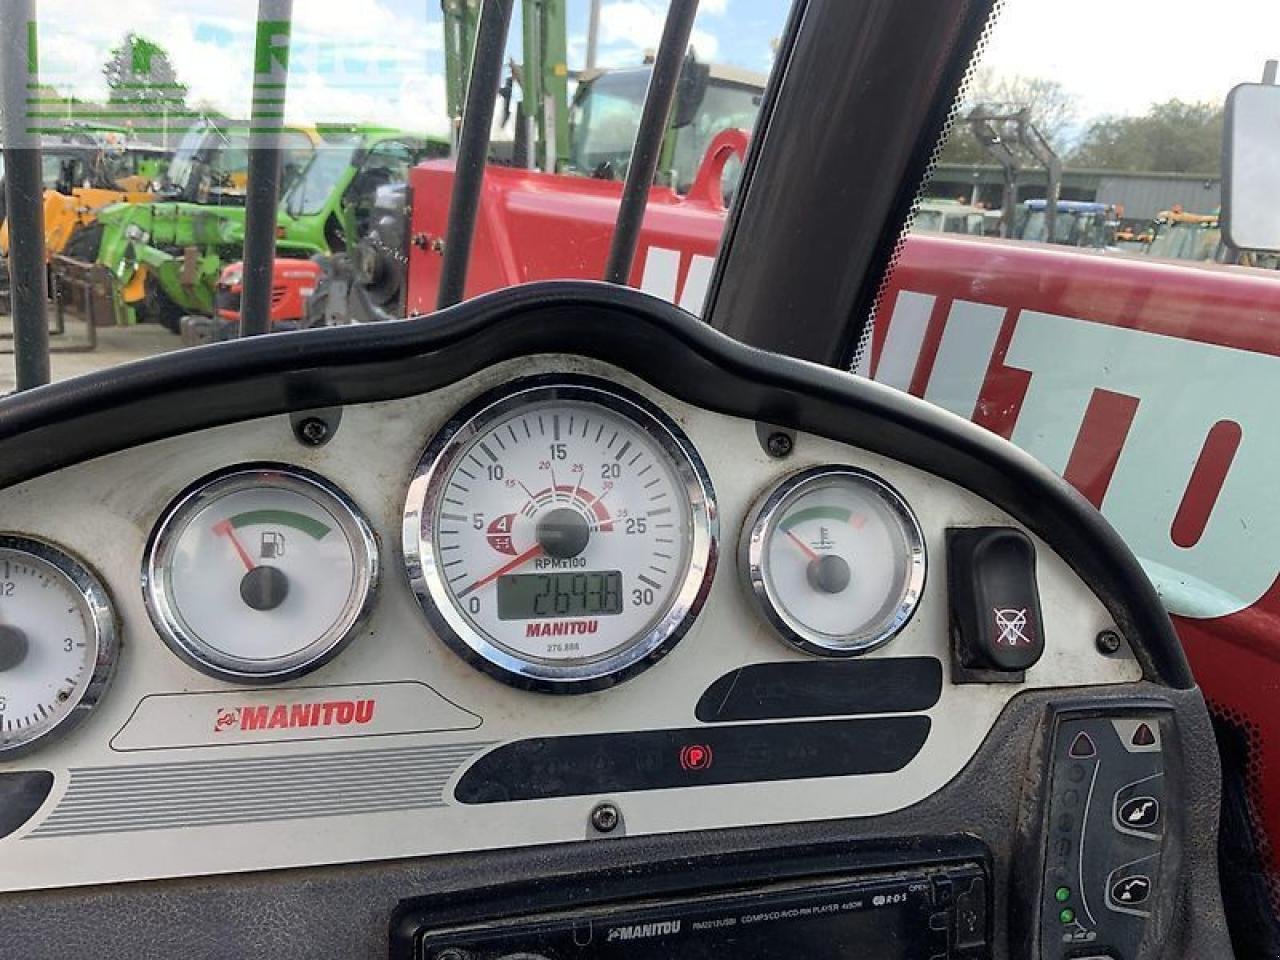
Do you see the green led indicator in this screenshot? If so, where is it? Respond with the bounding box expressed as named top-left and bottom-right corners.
top-left (1059, 908), bottom-right (1076, 924)
top-left (1055, 886), bottom-right (1072, 903)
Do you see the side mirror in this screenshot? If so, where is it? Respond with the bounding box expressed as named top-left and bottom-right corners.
top-left (1222, 82), bottom-right (1280, 253)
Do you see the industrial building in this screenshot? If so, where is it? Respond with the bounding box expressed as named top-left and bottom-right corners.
top-left (928, 163), bottom-right (1221, 220)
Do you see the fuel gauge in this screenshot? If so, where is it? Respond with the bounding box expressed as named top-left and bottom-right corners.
top-left (144, 465), bottom-right (378, 683)
top-left (741, 466), bottom-right (925, 656)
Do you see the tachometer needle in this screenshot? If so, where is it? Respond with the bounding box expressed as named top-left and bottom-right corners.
top-left (213, 520), bottom-right (257, 572)
top-left (785, 529), bottom-right (820, 561)
top-left (458, 544), bottom-right (545, 598)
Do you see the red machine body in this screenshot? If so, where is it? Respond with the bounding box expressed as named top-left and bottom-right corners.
top-left (406, 130), bottom-right (749, 315)
top-left (406, 138), bottom-right (1280, 875)
top-left (215, 258), bottom-right (323, 328)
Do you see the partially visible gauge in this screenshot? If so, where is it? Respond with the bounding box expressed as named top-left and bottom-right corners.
top-left (741, 466), bottom-right (925, 657)
top-left (144, 465), bottom-right (378, 683)
top-left (404, 376), bottom-right (717, 693)
top-left (0, 536), bottom-right (117, 758)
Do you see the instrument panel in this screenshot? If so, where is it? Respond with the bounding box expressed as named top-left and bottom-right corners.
top-left (0, 353), bottom-right (1140, 893)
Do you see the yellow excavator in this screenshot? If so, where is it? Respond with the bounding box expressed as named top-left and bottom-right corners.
top-left (0, 129), bottom-right (169, 287)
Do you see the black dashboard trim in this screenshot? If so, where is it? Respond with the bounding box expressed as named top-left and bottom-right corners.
top-left (454, 715), bottom-right (931, 802)
top-left (0, 281), bottom-right (1191, 689)
top-left (695, 657), bottom-right (944, 722)
top-left (0, 770), bottom-right (54, 839)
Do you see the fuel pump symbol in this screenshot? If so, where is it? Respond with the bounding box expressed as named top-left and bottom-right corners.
top-left (260, 531), bottom-right (286, 560)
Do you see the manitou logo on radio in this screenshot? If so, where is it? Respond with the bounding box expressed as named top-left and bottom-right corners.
top-left (213, 699), bottom-right (376, 733)
top-left (606, 921), bottom-right (682, 942)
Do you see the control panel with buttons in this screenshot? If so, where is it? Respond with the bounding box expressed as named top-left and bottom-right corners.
top-left (1036, 707), bottom-right (1171, 960)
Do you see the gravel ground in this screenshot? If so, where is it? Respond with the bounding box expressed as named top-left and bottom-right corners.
top-left (0, 316), bottom-right (182, 396)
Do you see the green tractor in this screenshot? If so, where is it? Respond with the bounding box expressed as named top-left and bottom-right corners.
top-left (85, 121), bottom-right (446, 329)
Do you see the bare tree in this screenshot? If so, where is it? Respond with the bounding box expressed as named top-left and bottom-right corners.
top-left (939, 69), bottom-right (1079, 164)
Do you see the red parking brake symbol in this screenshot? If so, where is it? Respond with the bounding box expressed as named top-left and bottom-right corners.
top-left (680, 744), bottom-right (714, 771)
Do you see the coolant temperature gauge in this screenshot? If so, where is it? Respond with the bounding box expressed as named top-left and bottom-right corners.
top-left (741, 466), bottom-right (925, 657)
top-left (144, 465), bottom-right (378, 683)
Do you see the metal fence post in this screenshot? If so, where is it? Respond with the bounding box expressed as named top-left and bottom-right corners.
top-left (240, 0), bottom-right (294, 338)
top-left (586, 0), bottom-right (601, 71)
top-left (436, 0), bottom-right (516, 310)
top-left (1, 0), bottom-right (51, 389)
top-left (603, 0), bottom-right (699, 286)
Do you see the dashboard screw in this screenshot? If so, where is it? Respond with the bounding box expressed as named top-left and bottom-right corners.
top-left (1095, 630), bottom-right (1123, 655)
top-left (765, 431), bottom-right (794, 458)
top-left (591, 801), bottom-right (620, 833)
top-left (298, 417), bottom-right (329, 446)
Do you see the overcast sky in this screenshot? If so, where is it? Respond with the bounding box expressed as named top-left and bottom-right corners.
top-left (979, 0), bottom-right (1280, 118)
top-left (26, 0), bottom-right (1280, 134)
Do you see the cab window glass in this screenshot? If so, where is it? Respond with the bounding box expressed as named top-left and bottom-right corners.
top-left (4, 1), bottom-right (794, 393)
top-left (877, 0), bottom-right (1280, 660)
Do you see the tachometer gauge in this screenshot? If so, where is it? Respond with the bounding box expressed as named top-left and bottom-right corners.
top-left (144, 465), bottom-right (378, 683)
top-left (741, 466), bottom-right (925, 657)
top-left (404, 376), bottom-right (717, 693)
top-left (0, 536), bottom-right (117, 758)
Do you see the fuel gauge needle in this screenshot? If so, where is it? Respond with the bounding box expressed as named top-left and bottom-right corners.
top-left (213, 520), bottom-right (257, 572)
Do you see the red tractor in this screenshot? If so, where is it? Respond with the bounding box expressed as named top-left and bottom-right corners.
top-left (179, 258), bottom-right (323, 344)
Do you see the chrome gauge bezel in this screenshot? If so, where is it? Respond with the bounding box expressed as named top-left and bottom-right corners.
top-left (404, 375), bottom-right (718, 693)
top-left (143, 464), bottom-right (379, 684)
top-left (0, 535), bottom-right (119, 759)
top-left (740, 465), bottom-right (926, 657)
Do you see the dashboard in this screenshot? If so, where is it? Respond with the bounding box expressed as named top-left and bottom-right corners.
top-left (0, 283), bottom-right (1231, 959)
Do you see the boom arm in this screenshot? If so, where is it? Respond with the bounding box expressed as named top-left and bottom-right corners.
top-left (440, 0), bottom-right (570, 169)
top-left (966, 105), bottom-right (1061, 240)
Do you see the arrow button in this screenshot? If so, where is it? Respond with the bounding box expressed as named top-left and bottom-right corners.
top-left (1069, 732), bottom-right (1097, 759)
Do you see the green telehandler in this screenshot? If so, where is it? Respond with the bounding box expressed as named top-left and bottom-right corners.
top-left (75, 119), bottom-right (447, 330)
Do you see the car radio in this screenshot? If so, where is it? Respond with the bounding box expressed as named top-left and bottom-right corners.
top-left (392, 841), bottom-right (990, 959)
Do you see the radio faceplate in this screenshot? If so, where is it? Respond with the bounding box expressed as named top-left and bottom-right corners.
top-left (392, 839), bottom-right (990, 960)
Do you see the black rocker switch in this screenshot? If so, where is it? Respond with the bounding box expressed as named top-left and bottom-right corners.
top-left (948, 527), bottom-right (1044, 682)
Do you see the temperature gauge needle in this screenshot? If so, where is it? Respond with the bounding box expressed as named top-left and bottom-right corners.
top-left (459, 544), bottom-right (544, 598)
top-left (213, 520), bottom-right (257, 572)
top-left (785, 529), bottom-right (820, 561)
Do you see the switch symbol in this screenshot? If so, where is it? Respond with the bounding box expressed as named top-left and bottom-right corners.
top-left (994, 607), bottom-right (1030, 646)
top-left (1110, 875), bottom-right (1151, 906)
top-left (1119, 796), bottom-right (1160, 830)
top-left (1132, 723), bottom-right (1157, 747)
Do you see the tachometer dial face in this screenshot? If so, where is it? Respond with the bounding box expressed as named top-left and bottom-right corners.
top-left (144, 465), bottom-right (378, 683)
top-left (404, 377), bottom-right (717, 692)
top-left (0, 536), bottom-right (117, 758)
top-left (741, 467), bottom-right (925, 657)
